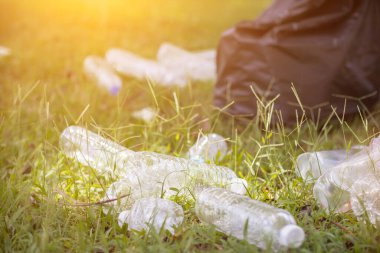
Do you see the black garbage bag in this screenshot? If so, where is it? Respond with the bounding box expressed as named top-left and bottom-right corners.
top-left (214, 0), bottom-right (380, 125)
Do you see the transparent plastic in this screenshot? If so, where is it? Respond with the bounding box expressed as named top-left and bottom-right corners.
top-left (350, 175), bottom-right (380, 225)
top-left (105, 43), bottom-right (216, 87)
top-left (83, 56), bottom-right (122, 95)
top-left (188, 133), bottom-right (228, 163)
top-left (296, 146), bottom-right (364, 183)
top-left (157, 42), bottom-right (216, 81)
top-left (313, 138), bottom-right (380, 213)
top-left (195, 187), bottom-right (305, 250)
top-left (117, 197), bottom-right (184, 234)
top-left (105, 48), bottom-right (187, 87)
top-left (60, 126), bottom-right (247, 203)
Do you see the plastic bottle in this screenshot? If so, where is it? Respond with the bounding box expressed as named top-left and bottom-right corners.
top-left (313, 138), bottom-right (380, 213)
top-left (105, 48), bottom-right (187, 87)
top-left (350, 175), bottom-right (380, 225)
top-left (296, 146), bottom-right (364, 183)
top-left (60, 126), bottom-right (247, 199)
top-left (195, 187), bottom-right (305, 250)
top-left (156, 43), bottom-right (216, 81)
top-left (83, 56), bottom-right (122, 95)
top-left (117, 197), bottom-right (184, 234)
top-left (188, 133), bottom-right (228, 163)
top-left (60, 126), bottom-right (134, 176)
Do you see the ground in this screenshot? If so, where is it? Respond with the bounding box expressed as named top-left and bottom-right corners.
top-left (1, 0), bottom-right (380, 252)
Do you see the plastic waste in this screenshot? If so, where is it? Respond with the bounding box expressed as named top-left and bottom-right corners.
top-left (188, 133), bottom-right (228, 163)
top-left (195, 187), bottom-right (305, 250)
top-left (60, 126), bottom-right (248, 201)
top-left (296, 146), bottom-right (364, 183)
top-left (132, 107), bottom-right (157, 123)
top-left (106, 48), bottom-right (187, 87)
top-left (60, 126), bottom-right (134, 176)
top-left (117, 197), bottom-right (184, 234)
top-left (0, 46), bottom-right (11, 58)
top-left (350, 175), bottom-right (380, 226)
top-left (157, 43), bottom-right (216, 81)
top-left (83, 56), bottom-right (122, 95)
top-left (105, 44), bottom-right (216, 87)
top-left (313, 137), bottom-right (380, 213)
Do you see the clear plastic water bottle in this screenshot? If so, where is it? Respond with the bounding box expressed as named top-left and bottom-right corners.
top-left (117, 198), bottom-right (184, 234)
top-left (156, 43), bottom-right (216, 81)
top-left (188, 133), bottom-right (228, 163)
top-left (296, 146), bottom-right (364, 183)
top-left (313, 138), bottom-right (380, 213)
top-left (60, 126), bottom-right (134, 176)
top-left (83, 56), bottom-right (122, 95)
top-left (350, 175), bottom-right (380, 225)
top-left (60, 126), bottom-right (247, 199)
top-left (105, 48), bottom-right (187, 87)
top-left (195, 187), bottom-right (305, 250)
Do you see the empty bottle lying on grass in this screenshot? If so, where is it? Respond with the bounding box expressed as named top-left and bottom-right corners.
top-left (296, 145), bottom-right (364, 183)
top-left (105, 43), bottom-right (216, 87)
top-left (117, 197), bottom-right (184, 234)
top-left (195, 187), bottom-right (305, 251)
top-left (83, 56), bottom-right (122, 95)
top-left (313, 137), bottom-right (380, 213)
top-left (60, 126), bottom-right (247, 205)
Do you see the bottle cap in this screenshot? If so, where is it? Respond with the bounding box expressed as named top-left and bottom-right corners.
top-left (229, 178), bottom-right (247, 195)
top-left (278, 224), bottom-right (305, 248)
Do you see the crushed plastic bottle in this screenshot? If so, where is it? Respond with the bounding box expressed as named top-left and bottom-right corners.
top-left (313, 138), bottom-right (380, 213)
top-left (296, 146), bottom-right (364, 183)
top-left (105, 48), bottom-right (187, 87)
top-left (188, 133), bottom-right (228, 163)
top-left (195, 187), bottom-right (305, 250)
top-left (83, 56), bottom-right (122, 95)
top-left (60, 126), bottom-right (247, 201)
top-left (350, 175), bottom-right (380, 225)
top-left (117, 197), bottom-right (184, 234)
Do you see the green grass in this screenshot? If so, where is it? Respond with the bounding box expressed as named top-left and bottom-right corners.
top-left (1, 0), bottom-right (380, 252)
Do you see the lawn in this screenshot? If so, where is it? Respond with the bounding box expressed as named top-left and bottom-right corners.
top-left (1, 0), bottom-right (380, 252)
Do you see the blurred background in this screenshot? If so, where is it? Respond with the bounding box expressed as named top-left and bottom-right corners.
top-left (0, 0), bottom-right (270, 147)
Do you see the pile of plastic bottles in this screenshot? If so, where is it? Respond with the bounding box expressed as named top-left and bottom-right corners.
top-left (83, 43), bottom-right (216, 95)
top-left (60, 126), bottom-right (305, 251)
top-left (296, 139), bottom-right (380, 224)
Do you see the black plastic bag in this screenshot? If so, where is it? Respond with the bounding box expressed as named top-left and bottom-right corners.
top-left (214, 0), bottom-right (380, 124)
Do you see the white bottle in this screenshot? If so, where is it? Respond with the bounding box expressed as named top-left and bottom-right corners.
top-left (83, 56), bottom-right (122, 95)
top-left (60, 126), bottom-right (247, 199)
top-left (156, 43), bottom-right (216, 81)
top-left (118, 198), bottom-right (184, 234)
top-left (195, 187), bottom-right (305, 250)
top-left (313, 138), bottom-right (380, 213)
top-left (350, 175), bottom-right (380, 225)
top-left (105, 48), bottom-right (187, 87)
top-left (296, 146), bottom-right (364, 183)
top-left (188, 133), bottom-right (228, 163)
top-left (60, 126), bottom-right (134, 176)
